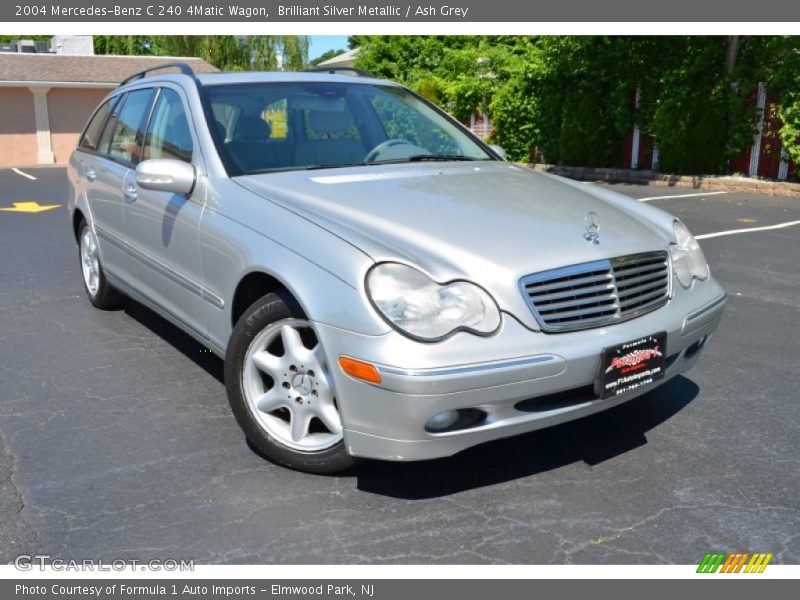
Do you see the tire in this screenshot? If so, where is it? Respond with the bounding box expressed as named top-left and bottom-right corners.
top-left (77, 219), bottom-right (126, 310)
top-left (224, 292), bottom-right (357, 474)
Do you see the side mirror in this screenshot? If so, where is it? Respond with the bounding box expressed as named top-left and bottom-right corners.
top-left (489, 145), bottom-right (507, 160)
top-left (136, 159), bottom-right (196, 195)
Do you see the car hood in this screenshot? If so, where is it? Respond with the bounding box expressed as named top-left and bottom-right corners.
top-left (235, 162), bottom-right (676, 329)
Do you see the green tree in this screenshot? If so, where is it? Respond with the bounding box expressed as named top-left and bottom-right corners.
top-left (735, 36), bottom-right (800, 167)
top-left (351, 35), bottom-right (798, 176)
top-left (94, 35), bottom-right (154, 56)
top-left (310, 48), bottom-right (346, 66)
top-left (93, 36), bottom-right (310, 72)
top-left (0, 35), bottom-right (51, 43)
top-left (279, 36), bottom-right (310, 70)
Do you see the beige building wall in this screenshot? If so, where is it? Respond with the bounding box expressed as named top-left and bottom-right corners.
top-left (48, 88), bottom-right (109, 164)
top-left (0, 88), bottom-right (38, 166)
top-left (1, 50), bottom-right (217, 167)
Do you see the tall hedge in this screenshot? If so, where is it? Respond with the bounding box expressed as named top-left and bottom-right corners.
top-left (352, 35), bottom-right (799, 177)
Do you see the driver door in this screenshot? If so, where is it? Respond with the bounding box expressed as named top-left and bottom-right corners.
top-left (123, 86), bottom-right (208, 337)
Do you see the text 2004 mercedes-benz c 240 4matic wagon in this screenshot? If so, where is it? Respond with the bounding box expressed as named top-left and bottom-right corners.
top-left (68, 64), bottom-right (726, 473)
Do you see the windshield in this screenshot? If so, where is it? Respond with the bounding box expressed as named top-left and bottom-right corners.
top-left (200, 81), bottom-right (495, 175)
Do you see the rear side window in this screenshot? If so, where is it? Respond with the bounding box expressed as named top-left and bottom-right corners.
top-left (79, 97), bottom-right (118, 152)
top-left (108, 88), bottom-right (155, 165)
top-left (143, 88), bottom-right (194, 163)
top-left (97, 97), bottom-right (122, 156)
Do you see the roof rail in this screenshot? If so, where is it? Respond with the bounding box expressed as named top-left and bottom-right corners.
top-left (305, 66), bottom-right (377, 78)
top-left (119, 61), bottom-right (197, 87)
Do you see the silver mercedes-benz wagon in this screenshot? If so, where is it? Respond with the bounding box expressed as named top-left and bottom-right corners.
top-left (68, 63), bottom-right (726, 473)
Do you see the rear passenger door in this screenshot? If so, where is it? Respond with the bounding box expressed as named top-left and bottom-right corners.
top-left (79, 88), bottom-right (155, 285)
top-left (123, 85), bottom-right (208, 337)
top-left (75, 95), bottom-right (125, 272)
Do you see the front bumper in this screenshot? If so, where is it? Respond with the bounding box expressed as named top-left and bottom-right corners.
top-left (315, 277), bottom-right (726, 461)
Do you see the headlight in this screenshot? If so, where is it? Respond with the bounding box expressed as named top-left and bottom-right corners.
top-left (366, 263), bottom-right (501, 341)
top-left (670, 220), bottom-right (709, 288)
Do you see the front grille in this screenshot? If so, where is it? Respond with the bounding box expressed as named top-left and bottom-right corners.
top-left (520, 251), bottom-right (671, 332)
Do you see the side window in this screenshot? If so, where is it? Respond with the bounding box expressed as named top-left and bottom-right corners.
top-left (108, 88), bottom-right (155, 164)
top-left (96, 94), bottom-right (123, 156)
top-left (143, 89), bottom-right (194, 163)
top-left (79, 96), bottom-right (118, 151)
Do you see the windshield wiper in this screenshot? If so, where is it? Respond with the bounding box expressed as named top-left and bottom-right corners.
top-left (246, 156), bottom-right (478, 175)
top-left (303, 162), bottom-right (369, 170)
top-left (406, 154), bottom-right (479, 162)
top-left (244, 163), bottom-right (366, 175)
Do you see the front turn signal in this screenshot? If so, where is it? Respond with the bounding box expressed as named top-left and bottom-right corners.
top-left (338, 356), bottom-right (382, 384)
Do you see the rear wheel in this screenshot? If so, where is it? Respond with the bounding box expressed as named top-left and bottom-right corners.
top-left (224, 293), bottom-right (357, 474)
top-left (78, 219), bottom-right (126, 309)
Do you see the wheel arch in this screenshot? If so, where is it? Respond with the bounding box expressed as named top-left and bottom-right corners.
top-left (72, 208), bottom-right (86, 243)
top-left (230, 270), bottom-right (308, 329)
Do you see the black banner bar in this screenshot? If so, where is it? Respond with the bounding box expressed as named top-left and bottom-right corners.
top-left (3, 579), bottom-right (796, 600)
top-left (3, 0), bottom-right (800, 22)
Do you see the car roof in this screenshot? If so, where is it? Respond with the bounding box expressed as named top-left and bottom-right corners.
top-left (120, 70), bottom-right (399, 89)
top-left (198, 71), bottom-right (397, 87)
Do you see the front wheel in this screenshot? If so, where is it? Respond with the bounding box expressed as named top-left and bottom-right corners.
top-left (224, 293), bottom-right (357, 474)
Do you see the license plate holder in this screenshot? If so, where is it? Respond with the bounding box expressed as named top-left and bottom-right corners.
top-left (596, 332), bottom-right (667, 399)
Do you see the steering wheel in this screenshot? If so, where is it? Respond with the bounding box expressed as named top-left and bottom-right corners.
top-left (363, 139), bottom-right (418, 163)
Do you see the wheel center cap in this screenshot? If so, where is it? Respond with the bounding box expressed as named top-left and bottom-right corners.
top-left (291, 372), bottom-right (312, 395)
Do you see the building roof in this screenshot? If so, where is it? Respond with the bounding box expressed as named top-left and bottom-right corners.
top-left (0, 54), bottom-right (218, 86)
top-left (317, 48), bottom-right (360, 68)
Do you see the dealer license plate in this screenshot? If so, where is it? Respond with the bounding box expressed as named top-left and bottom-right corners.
top-left (596, 332), bottom-right (667, 399)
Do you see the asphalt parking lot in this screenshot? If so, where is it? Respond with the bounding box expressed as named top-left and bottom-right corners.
top-left (1, 166), bottom-right (798, 565)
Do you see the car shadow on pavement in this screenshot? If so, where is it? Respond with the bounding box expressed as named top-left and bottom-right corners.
top-left (124, 300), bottom-right (225, 385)
top-left (120, 298), bottom-right (699, 498)
top-left (354, 376), bottom-right (699, 499)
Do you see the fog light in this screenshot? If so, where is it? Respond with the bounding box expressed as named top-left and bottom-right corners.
top-left (425, 410), bottom-right (460, 432)
top-left (684, 335), bottom-right (709, 360)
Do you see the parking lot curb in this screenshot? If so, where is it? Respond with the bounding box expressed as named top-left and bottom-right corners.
top-left (527, 164), bottom-right (800, 198)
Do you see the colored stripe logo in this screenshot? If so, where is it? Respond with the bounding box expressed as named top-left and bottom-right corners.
top-left (697, 552), bottom-right (773, 573)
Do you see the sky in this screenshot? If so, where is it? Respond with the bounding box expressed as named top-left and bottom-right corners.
top-left (308, 36), bottom-right (350, 61)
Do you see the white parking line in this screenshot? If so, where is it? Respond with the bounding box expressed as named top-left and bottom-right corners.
top-left (696, 220), bottom-right (800, 240)
top-left (12, 168), bottom-right (37, 181)
top-left (639, 191), bottom-right (728, 202)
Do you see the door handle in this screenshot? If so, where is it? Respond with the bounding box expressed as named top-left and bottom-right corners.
top-left (123, 182), bottom-right (137, 202)
top-left (85, 167), bottom-right (96, 182)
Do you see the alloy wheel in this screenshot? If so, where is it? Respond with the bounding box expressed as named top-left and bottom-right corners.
top-left (241, 319), bottom-right (343, 452)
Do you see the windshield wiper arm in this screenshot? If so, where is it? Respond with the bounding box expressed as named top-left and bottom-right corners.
top-left (248, 157), bottom-right (477, 175)
top-left (303, 162), bottom-right (369, 170)
top-left (406, 154), bottom-right (478, 162)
